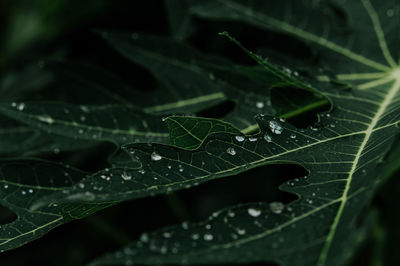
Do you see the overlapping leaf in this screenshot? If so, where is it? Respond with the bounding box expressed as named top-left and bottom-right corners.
top-left (82, 1), bottom-right (400, 266)
top-left (0, 159), bottom-right (113, 252)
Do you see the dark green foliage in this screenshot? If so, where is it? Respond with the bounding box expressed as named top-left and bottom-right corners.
top-left (1, 1), bottom-right (400, 266)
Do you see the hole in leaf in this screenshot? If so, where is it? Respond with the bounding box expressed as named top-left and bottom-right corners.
top-left (196, 100), bottom-right (236, 119)
top-left (175, 164), bottom-right (307, 220)
top-left (271, 86), bottom-right (330, 128)
top-left (0, 205), bottom-right (17, 225)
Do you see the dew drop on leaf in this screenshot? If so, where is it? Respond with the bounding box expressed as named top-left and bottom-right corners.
top-left (248, 137), bottom-right (258, 142)
top-left (151, 152), bottom-right (162, 161)
top-left (256, 101), bottom-right (264, 109)
top-left (264, 134), bottom-right (272, 143)
top-left (17, 103), bottom-right (25, 111)
top-left (235, 136), bottom-right (245, 142)
top-left (203, 233), bottom-right (213, 241)
top-left (269, 201), bottom-right (284, 214)
top-left (121, 171), bottom-right (132, 181)
top-left (290, 134), bottom-right (297, 139)
top-left (269, 120), bottom-right (283, 134)
top-left (226, 147), bottom-right (236, 155)
top-left (140, 233), bottom-right (149, 242)
top-left (38, 115), bottom-right (54, 124)
top-left (248, 208), bottom-right (261, 217)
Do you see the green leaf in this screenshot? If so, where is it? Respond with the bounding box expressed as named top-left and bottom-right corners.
top-left (0, 103), bottom-right (170, 146)
top-left (0, 159), bottom-right (113, 252)
top-left (82, 1), bottom-right (400, 265)
top-left (100, 32), bottom-right (329, 133)
top-left (165, 116), bottom-right (240, 150)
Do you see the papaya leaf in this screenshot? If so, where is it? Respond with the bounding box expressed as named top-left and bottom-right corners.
top-left (83, 1), bottom-right (400, 265)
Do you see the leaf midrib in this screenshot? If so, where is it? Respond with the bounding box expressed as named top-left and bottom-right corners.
top-left (316, 71), bottom-right (400, 265)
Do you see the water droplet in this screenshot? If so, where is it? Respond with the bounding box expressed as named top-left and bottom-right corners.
top-left (203, 233), bottom-right (213, 241)
top-left (28, 189), bottom-right (33, 193)
top-left (53, 148), bottom-right (60, 154)
top-left (80, 105), bottom-right (90, 113)
top-left (256, 102), bottom-right (264, 109)
top-left (269, 120), bottom-right (283, 134)
top-left (138, 169), bottom-right (145, 174)
top-left (160, 246), bottom-right (167, 254)
top-left (228, 211), bottom-right (235, 217)
top-left (248, 208), bottom-right (261, 217)
top-left (226, 147), bottom-right (236, 155)
top-left (326, 113), bottom-right (331, 118)
top-left (140, 233), bottom-right (149, 242)
top-left (17, 103), bottom-right (25, 111)
top-left (21, 190), bottom-right (26, 195)
top-left (237, 228), bottom-right (246, 235)
top-left (235, 136), bottom-right (245, 142)
top-left (290, 134), bottom-right (296, 139)
top-left (191, 234), bottom-right (199, 240)
top-left (264, 134), bottom-right (272, 143)
top-left (163, 232), bottom-right (172, 238)
top-left (330, 124), bottom-right (336, 128)
top-left (80, 116), bottom-right (86, 122)
top-left (248, 137), bottom-right (258, 142)
top-left (209, 73), bottom-right (215, 80)
top-left (4, 185), bottom-right (8, 189)
top-left (78, 183), bottom-right (85, 189)
top-left (78, 129), bottom-right (84, 134)
top-left (279, 118), bottom-right (286, 122)
top-left (38, 115), bottom-right (54, 124)
top-left (387, 9), bottom-right (395, 17)
top-left (121, 171), bottom-right (132, 181)
top-left (269, 201), bottom-right (284, 214)
top-left (151, 152), bottom-right (162, 161)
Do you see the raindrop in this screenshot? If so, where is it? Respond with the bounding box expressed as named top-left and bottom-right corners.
top-left (235, 136), bottom-right (245, 142)
top-left (163, 232), bottom-right (172, 238)
top-left (264, 134), bottom-right (272, 143)
top-left (4, 185), bottom-right (8, 189)
top-left (191, 234), bottom-right (199, 240)
top-left (387, 9), bottom-right (394, 17)
top-left (226, 147), bottom-right (236, 156)
top-left (203, 233), bottom-right (214, 241)
top-left (17, 103), bottom-right (25, 111)
top-left (38, 115), bottom-right (54, 124)
top-left (78, 129), bottom-right (84, 134)
top-left (330, 124), bottom-right (336, 128)
top-left (80, 105), bottom-right (90, 113)
top-left (269, 120), bottom-right (283, 134)
top-left (290, 134), bottom-right (296, 139)
top-left (269, 201), bottom-right (284, 214)
top-left (121, 171), bottom-right (132, 181)
top-left (21, 191), bottom-right (26, 195)
top-left (256, 102), bottom-right (264, 109)
top-left (140, 233), bottom-right (149, 242)
top-left (80, 116), bottom-right (86, 122)
top-left (248, 208), bottom-right (261, 217)
top-left (248, 137), bottom-right (258, 142)
top-left (151, 152), bottom-right (162, 161)
top-left (28, 189), bottom-right (33, 193)
top-left (237, 228), bottom-right (246, 235)
top-left (78, 183), bottom-right (85, 189)
top-left (279, 118), bottom-right (286, 122)
top-left (160, 246), bottom-right (167, 254)
top-left (138, 169), bottom-right (146, 174)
